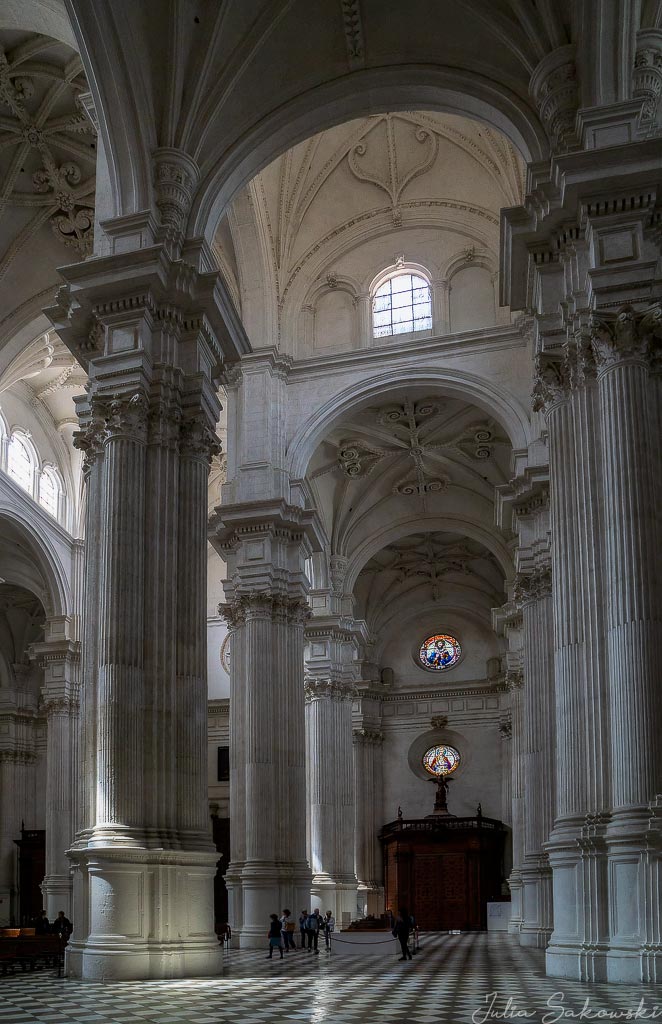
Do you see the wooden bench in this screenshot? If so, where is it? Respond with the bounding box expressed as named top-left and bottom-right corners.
top-left (0, 935), bottom-right (66, 976)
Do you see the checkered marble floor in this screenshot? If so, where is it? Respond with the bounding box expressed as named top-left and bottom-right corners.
top-left (1, 933), bottom-right (661, 1024)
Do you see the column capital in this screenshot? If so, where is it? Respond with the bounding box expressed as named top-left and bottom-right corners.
top-left (352, 727), bottom-right (383, 745)
top-left (590, 302), bottom-right (662, 373)
top-left (513, 561), bottom-right (553, 606)
top-left (220, 593), bottom-right (311, 629)
top-left (505, 669), bottom-right (524, 692)
top-left (304, 678), bottom-right (357, 703)
top-left (532, 351), bottom-right (570, 413)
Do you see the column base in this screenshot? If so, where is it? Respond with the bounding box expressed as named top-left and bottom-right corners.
top-left (311, 874), bottom-right (358, 926)
top-left (507, 869), bottom-right (522, 934)
top-left (519, 858), bottom-right (553, 948)
top-left (225, 859), bottom-right (312, 948)
top-left (604, 803), bottom-right (662, 983)
top-left (544, 815), bottom-right (609, 982)
top-left (67, 841), bottom-right (221, 980)
top-left (41, 874), bottom-right (73, 921)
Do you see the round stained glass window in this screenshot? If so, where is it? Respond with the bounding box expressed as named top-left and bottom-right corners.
top-left (422, 744), bottom-right (461, 777)
top-left (419, 633), bottom-right (461, 671)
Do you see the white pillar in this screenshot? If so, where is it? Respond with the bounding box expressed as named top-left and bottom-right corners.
top-left (515, 561), bottom-right (555, 948)
top-left (33, 627), bottom-right (80, 921)
top-left (214, 502), bottom-right (322, 947)
top-left (352, 726), bottom-right (383, 917)
top-left (47, 240), bottom-right (240, 980)
top-left (304, 650), bottom-right (358, 923)
top-left (507, 670), bottom-right (525, 934)
top-left (536, 350), bottom-right (611, 981)
top-left (592, 305), bottom-right (662, 983)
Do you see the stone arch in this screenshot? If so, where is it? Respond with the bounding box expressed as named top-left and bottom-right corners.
top-left (287, 368), bottom-right (531, 483)
top-left (0, 508), bottom-right (69, 618)
top-left (343, 515), bottom-right (513, 595)
top-left (192, 67), bottom-right (548, 242)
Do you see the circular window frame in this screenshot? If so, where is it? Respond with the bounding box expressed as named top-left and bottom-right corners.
top-left (421, 743), bottom-right (461, 777)
top-left (414, 631), bottom-right (463, 674)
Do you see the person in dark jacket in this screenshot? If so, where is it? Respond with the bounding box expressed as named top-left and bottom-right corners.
top-left (306, 909), bottom-right (321, 953)
top-left (299, 910), bottom-right (308, 949)
top-left (34, 910), bottom-right (50, 935)
top-left (52, 911), bottom-right (72, 938)
top-left (267, 914), bottom-right (283, 959)
top-left (393, 907), bottom-right (412, 961)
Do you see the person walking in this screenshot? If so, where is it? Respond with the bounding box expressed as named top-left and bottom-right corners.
top-left (280, 909), bottom-right (296, 951)
top-left (266, 914), bottom-right (284, 959)
top-left (323, 910), bottom-right (335, 949)
top-left (299, 910), bottom-right (308, 949)
top-left (393, 908), bottom-right (412, 961)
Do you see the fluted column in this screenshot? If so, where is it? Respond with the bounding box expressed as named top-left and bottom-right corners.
top-left (498, 715), bottom-right (513, 879)
top-left (536, 350), bottom-right (611, 981)
top-left (305, 677), bottom-right (358, 923)
top-left (34, 630), bottom-right (80, 921)
top-left (352, 727), bottom-right (383, 916)
top-left (213, 501), bottom-right (323, 947)
top-left (592, 305), bottom-right (662, 983)
top-left (507, 671), bottom-right (525, 934)
top-left (515, 562), bottom-right (555, 948)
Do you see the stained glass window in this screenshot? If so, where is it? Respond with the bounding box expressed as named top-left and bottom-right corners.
top-left (422, 744), bottom-right (461, 777)
top-left (7, 433), bottom-right (35, 493)
top-left (419, 633), bottom-right (461, 671)
top-left (372, 273), bottom-right (432, 338)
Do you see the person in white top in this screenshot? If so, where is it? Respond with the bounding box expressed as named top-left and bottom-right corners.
top-left (323, 911), bottom-right (335, 948)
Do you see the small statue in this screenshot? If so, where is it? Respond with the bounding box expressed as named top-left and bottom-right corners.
top-left (397, 805), bottom-right (403, 820)
top-left (477, 802), bottom-right (482, 817)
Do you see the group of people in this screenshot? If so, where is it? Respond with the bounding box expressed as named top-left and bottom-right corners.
top-left (32, 910), bottom-right (72, 938)
top-left (267, 908), bottom-right (334, 959)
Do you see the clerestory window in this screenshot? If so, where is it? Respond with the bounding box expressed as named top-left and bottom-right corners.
top-left (372, 272), bottom-right (432, 339)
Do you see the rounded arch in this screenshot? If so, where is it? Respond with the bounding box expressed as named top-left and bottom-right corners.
top-left (343, 515), bottom-right (514, 594)
top-left (288, 368), bottom-right (531, 482)
top-left (0, 507), bottom-right (70, 618)
top-left (191, 67), bottom-right (547, 241)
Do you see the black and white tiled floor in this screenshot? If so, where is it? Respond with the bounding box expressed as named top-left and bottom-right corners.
top-left (1, 934), bottom-right (661, 1024)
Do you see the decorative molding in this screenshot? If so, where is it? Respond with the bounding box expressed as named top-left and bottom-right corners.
top-left (0, 39), bottom-right (96, 267)
top-left (348, 114), bottom-right (438, 210)
top-left (352, 727), bottom-right (383, 745)
top-left (153, 148), bottom-right (200, 240)
top-left (633, 44), bottom-right (662, 125)
top-left (532, 351), bottom-right (569, 412)
top-left (430, 715), bottom-right (448, 730)
top-left (513, 562), bottom-right (552, 605)
top-left (340, 0), bottom-right (365, 68)
top-left (220, 593), bottom-right (311, 629)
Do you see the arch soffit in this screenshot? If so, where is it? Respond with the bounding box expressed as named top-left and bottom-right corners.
top-left (191, 68), bottom-right (547, 242)
top-left (343, 514), bottom-right (513, 595)
top-left (0, 507), bottom-right (69, 617)
top-left (0, 1), bottom-right (75, 45)
top-left (373, 599), bottom-right (501, 657)
top-left (288, 369), bottom-right (531, 480)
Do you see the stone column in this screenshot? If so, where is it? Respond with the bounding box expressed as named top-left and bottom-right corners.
top-left (535, 350), bottom-right (611, 981)
top-left (591, 305), bottom-right (662, 983)
top-left (304, 621), bottom-right (358, 923)
top-left (33, 625), bottom-right (80, 921)
top-left (352, 726), bottom-right (383, 917)
top-left (507, 670), bottom-right (525, 934)
top-left (212, 501), bottom-right (323, 947)
top-left (498, 714), bottom-right (513, 880)
top-left (515, 560), bottom-right (555, 948)
top-left (46, 238), bottom-right (246, 980)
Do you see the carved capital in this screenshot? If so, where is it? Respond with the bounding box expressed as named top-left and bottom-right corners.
top-left (530, 45), bottom-right (579, 153)
top-left (304, 678), bottom-right (357, 703)
top-left (532, 352), bottom-right (569, 413)
top-left (91, 390), bottom-right (149, 443)
top-left (41, 694), bottom-right (80, 717)
top-left (514, 561), bottom-right (552, 606)
top-left (498, 715), bottom-right (512, 740)
top-left (179, 412), bottom-right (222, 464)
top-left (0, 749), bottom-right (37, 765)
top-left (153, 148), bottom-right (200, 239)
top-left (329, 555), bottom-right (348, 595)
top-left (73, 415), bottom-right (106, 477)
top-left (634, 46), bottom-right (662, 123)
top-left (352, 727), bottom-right (383, 745)
top-left (505, 669), bottom-right (524, 692)
top-left (590, 303), bottom-right (662, 372)
top-left (220, 593), bottom-right (311, 628)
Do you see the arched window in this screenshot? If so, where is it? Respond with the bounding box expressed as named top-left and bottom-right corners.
top-left (7, 432), bottom-right (36, 494)
top-left (372, 272), bottom-right (432, 339)
top-left (39, 466), bottom-right (61, 518)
